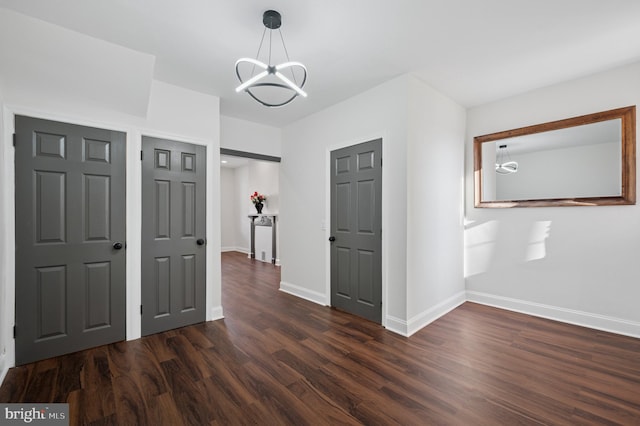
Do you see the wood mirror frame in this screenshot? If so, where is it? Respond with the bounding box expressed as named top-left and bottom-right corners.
top-left (474, 106), bottom-right (636, 208)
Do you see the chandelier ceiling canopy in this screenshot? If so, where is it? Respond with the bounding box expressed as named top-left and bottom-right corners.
top-left (235, 10), bottom-right (308, 108)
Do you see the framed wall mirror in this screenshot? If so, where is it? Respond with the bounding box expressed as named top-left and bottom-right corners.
top-left (474, 106), bottom-right (636, 207)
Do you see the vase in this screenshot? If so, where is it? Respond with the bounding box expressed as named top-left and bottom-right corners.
top-left (255, 202), bottom-right (263, 214)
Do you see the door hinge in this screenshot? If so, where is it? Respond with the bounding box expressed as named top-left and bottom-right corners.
top-left (13, 133), bottom-right (16, 147)
top-left (13, 325), bottom-right (16, 338)
top-left (140, 305), bottom-right (143, 315)
top-left (380, 157), bottom-right (382, 167)
top-left (140, 150), bottom-right (143, 161)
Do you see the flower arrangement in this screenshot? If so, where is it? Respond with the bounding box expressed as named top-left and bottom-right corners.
top-left (250, 191), bottom-right (266, 205)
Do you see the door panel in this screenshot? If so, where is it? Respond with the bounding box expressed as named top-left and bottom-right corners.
top-left (35, 171), bottom-right (66, 243)
top-left (336, 247), bottom-right (351, 297)
top-left (330, 139), bottom-right (382, 323)
top-left (357, 249), bottom-right (375, 304)
top-left (36, 266), bottom-right (67, 338)
top-left (357, 180), bottom-right (375, 233)
top-left (181, 254), bottom-right (196, 311)
top-left (85, 261), bottom-right (111, 329)
top-left (84, 174), bottom-right (111, 240)
top-left (141, 136), bottom-right (206, 336)
top-left (15, 115), bottom-right (126, 365)
top-left (155, 257), bottom-right (171, 316)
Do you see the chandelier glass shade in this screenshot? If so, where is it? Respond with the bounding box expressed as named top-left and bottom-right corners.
top-left (235, 10), bottom-right (307, 107)
top-left (495, 144), bottom-right (518, 174)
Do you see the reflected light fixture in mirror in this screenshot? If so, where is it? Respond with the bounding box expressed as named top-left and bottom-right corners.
top-left (474, 106), bottom-right (636, 208)
top-left (495, 144), bottom-right (518, 175)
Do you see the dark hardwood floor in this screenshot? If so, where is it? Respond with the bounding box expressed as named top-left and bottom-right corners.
top-left (2, 251), bottom-right (640, 425)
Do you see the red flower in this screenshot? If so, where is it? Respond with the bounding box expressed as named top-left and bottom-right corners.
top-left (250, 191), bottom-right (267, 204)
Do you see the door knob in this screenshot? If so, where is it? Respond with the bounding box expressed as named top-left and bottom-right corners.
top-left (328, 236), bottom-right (336, 242)
top-left (113, 242), bottom-right (123, 250)
top-left (196, 238), bottom-right (205, 246)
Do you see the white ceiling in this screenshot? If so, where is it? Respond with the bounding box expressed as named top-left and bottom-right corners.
top-left (2, 0), bottom-right (640, 128)
top-left (220, 154), bottom-right (249, 169)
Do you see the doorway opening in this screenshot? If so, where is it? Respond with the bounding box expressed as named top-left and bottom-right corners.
top-left (219, 148), bottom-right (281, 266)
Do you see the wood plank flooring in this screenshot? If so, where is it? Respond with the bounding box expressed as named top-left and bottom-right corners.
top-left (2, 250), bottom-right (640, 425)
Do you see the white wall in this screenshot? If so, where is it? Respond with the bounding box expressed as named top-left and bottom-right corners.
top-left (219, 165), bottom-right (251, 253)
top-left (220, 168), bottom-right (237, 250)
top-left (405, 77), bottom-right (467, 334)
top-left (0, 12), bottom-right (222, 381)
top-left (221, 115), bottom-right (282, 157)
top-left (280, 74), bottom-right (465, 335)
top-left (465, 61), bottom-right (640, 337)
top-left (281, 75), bottom-right (408, 323)
top-left (234, 166), bottom-right (250, 252)
top-left (249, 161), bottom-right (280, 215)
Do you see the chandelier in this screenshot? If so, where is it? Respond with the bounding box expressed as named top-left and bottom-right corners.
top-left (495, 144), bottom-right (518, 174)
top-left (235, 10), bottom-right (308, 107)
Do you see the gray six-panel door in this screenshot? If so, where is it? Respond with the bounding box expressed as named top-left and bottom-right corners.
top-left (330, 139), bottom-right (382, 323)
top-left (141, 136), bottom-right (206, 336)
top-left (15, 116), bottom-right (127, 365)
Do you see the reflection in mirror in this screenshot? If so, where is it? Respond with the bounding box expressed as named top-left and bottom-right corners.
top-left (483, 120), bottom-right (621, 200)
top-left (474, 106), bottom-right (636, 207)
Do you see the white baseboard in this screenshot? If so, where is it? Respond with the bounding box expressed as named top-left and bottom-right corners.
top-left (385, 291), bottom-right (466, 337)
top-left (407, 291), bottom-right (467, 337)
top-left (209, 306), bottom-right (224, 321)
top-left (221, 247), bottom-right (249, 254)
top-left (279, 281), bottom-right (327, 306)
top-left (467, 291), bottom-right (640, 339)
top-left (385, 315), bottom-right (408, 336)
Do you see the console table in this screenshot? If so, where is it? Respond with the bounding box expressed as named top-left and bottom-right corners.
top-left (248, 214), bottom-right (277, 264)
